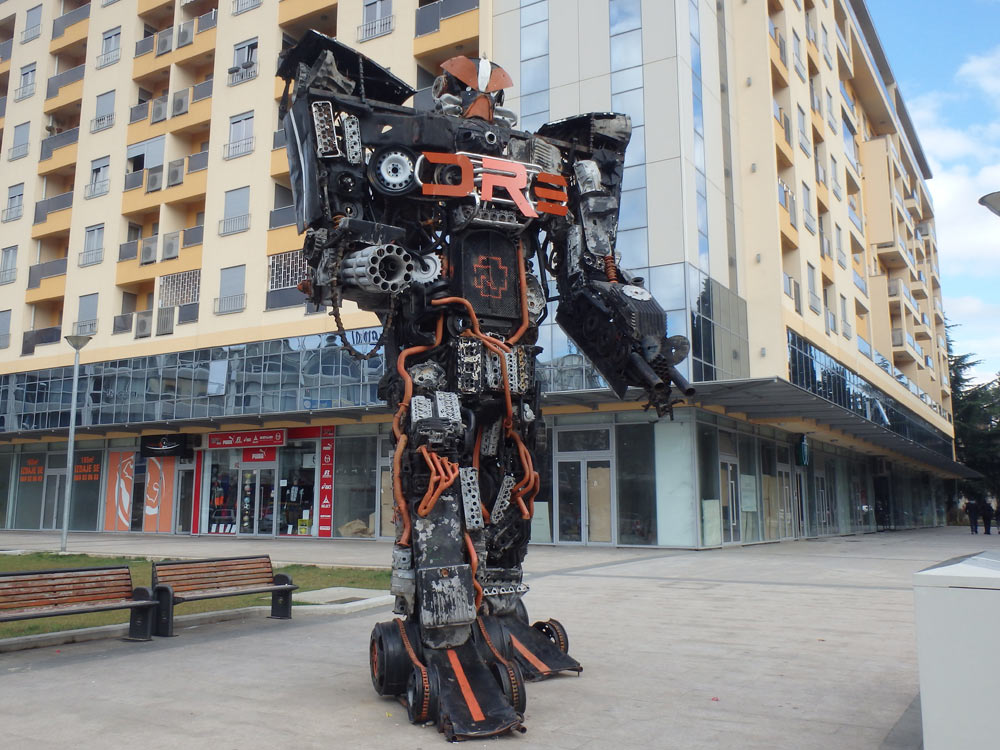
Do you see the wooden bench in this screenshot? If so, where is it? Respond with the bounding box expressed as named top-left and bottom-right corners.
top-left (0, 566), bottom-right (156, 641)
top-left (152, 556), bottom-right (297, 637)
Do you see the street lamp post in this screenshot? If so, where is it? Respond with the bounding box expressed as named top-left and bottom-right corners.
top-left (60, 334), bottom-right (93, 553)
top-left (979, 192), bottom-right (1000, 218)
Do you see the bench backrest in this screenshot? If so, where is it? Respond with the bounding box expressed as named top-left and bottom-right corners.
top-left (0, 566), bottom-right (136, 612)
top-left (153, 556), bottom-right (275, 594)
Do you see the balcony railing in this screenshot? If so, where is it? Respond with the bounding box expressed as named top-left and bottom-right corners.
top-left (157, 306), bottom-right (175, 336)
top-left (358, 14), bottom-right (395, 42)
top-left (96, 47), bottom-right (120, 68)
top-left (75, 319), bottom-right (98, 336)
top-left (21, 25), bottom-right (42, 44)
top-left (178, 302), bottom-right (199, 324)
top-left (837, 248), bottom-right (847, 269)
top-left (155, 28), bottom-right (173, 56)
top-left (815, 161), bottom-right (826, 186)
top-left (40, 127), bottom-right (79, 160)
top-left (0, 333), bottom-right (8, 350)
top-left (79, 247), bottom-right (104, 266)
top-left (22, 326), bottom-right (61, 356)
top-left (129, 100), bottom-right (150, 123)
top-left (0, 39), bottom-right (12, 61)
top-left (415, 0), bottom-right (479, 37)
top-left (803, 208), bottom-right (816, 234)
top-left (782, 273), bottom-right (801, 314)
top-left (13, 81), bottom-right (35, 101)
top-left (220, 214), bottom-right (250, 236)
top-left (825, 309), bottom-right (837, 334)
top-left (140, 235), bottom-right (159, 264)
top-left (272, 129), bottom-right (287, 150)
top-left (91, 112), bottom-right (115, 132)
top-left (857, 334), bottom-right (872, 359)
top-left (45, 64), bottom-right (85, 99)
top-left (853, 269), bottom-right (868, 296)
top-left (27, 257), bottom-right (68, 288)
top-left (112, 312), bottom-right (133, 334)
top-left (215, 294), bottom-right (246, 314)
top-left (198, 9), bottom-right (218, 32)
top-left (162, 231), bottom-right (180, 260)
top-left (842, 321), bottom-right (852, 340)
top-left (187, 150), bottom-right (209, 172)
top-left (223, 137), bottom-right (254, 160)
top-left (1, 204), bottom-right (23, 222)
top-left (228, 64), bottom-right (258, 86)
top-left (831, 175), bottom-right (843, 201)
top-left (808, 291), bottom-right (821, 314)
top-left (269, 204), bottom-right (296, 229)
top-left (9, 142), bottom-right (29, 160)
top-left (135, 310), bottom-right (153, 339)
top-left (135, 35), bottom-right (155, 57)
top-left (85, 179), bottom-right (110, 199)
top-left (0, 96), bottom-right (6, 118)
top-left (193, 78), bottom-right (214, 103)
top-left (118, 240), bottom-right (138, 261)
top-left (52, 4), bottom-right (90, 38)
top-left (232, 0), bottom-right (261, 14)
top-left (33, 191), bottom-right (73, 224)
top-left (182, 224), bottom-right (204, 247)
top-left (0, 267), bottom-right (16, 285)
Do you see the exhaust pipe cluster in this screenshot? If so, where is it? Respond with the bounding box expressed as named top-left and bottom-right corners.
top-left (339, 244), bottom-right (415, 295)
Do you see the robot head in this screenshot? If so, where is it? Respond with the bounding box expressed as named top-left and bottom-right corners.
top-left (434, 55), bottom-right (513, 123)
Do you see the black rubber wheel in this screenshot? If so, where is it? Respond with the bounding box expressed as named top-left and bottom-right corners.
top-left (532, 618), bottom-right (569, 654)
top-left (406, 664), bottom-right (438, 724)
top-left (369, 622), bottom-right (409, 696)
top-left (492, 661), bottom-right (527, 714)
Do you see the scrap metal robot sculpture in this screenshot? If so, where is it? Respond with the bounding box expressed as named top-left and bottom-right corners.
top-left (277, 33), bottom-right (692, 742)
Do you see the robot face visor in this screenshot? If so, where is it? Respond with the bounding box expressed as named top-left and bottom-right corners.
top-left (460, 89), bottom-right (503, 122)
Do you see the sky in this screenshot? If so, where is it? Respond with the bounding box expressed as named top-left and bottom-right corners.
top-left (866, 0), bottom-right (1000, 382)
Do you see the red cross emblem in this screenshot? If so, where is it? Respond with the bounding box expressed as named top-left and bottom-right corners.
top-left (471, 255), bottom-right (509, 299)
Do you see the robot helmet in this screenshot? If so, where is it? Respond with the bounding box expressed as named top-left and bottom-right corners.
top-left (434, 55), bottom-right (513, 123)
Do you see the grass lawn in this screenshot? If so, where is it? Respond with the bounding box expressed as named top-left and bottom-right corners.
top-left (0, 552), bottom-right (390, 640)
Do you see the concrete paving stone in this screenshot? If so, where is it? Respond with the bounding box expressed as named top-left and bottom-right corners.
top-left (2, 527), bottom-right (993, 747)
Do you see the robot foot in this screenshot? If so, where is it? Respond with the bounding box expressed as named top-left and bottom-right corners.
top-left (478, 613), bottom-right (583, 681)
top-left (370, 619), bottom-right (524, 741)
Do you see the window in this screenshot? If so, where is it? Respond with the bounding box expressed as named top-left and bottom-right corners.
top-left (220, 187), bottom-right (250, 235)
top-left (98, 30), bottom-right (121, 68)
top-left (23, 5), bottom-right (42, 42)
top-left (225, 111), bottom-right (254, 159)
top-left (519, 1), bottom-right (549, 130)
top-left (81, 225), bottom-right (104, 266)
top-left (16, 63), bottom-right (36, 100)
top-left (0, 310), bottom-right (10, 348)
top-left (86, 156), bottom-right (111, 198)
top-left (840, 294), bottom-right (850, 337)
top-left (806, 263), bottom-right (820, 313)
top-left (0, 246), bottom-right (16, 284)
top-left (9, 122), bottom-right (30, 160)
top-left (801, 181), bottom-right (814, 233)
top-left (217, 265), bottom-right (246, 313)
top-left (3, 184), bottom-right (24, 222)
top-left (126, 135), bottom-right (165, 173)
top-left (92, 90), bottom-right (116, 132)
top-left (230, 39), bottom-right (258, 85)
top-left (77, 294), bottom-right (99, 335)
top-left (363, 0), bottom-right (391, 22)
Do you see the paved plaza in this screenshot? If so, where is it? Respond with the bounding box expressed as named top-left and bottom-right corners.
top-left (2, 527), bottom-right (991, 749)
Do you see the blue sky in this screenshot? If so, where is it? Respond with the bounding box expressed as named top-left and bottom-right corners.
top-left (867, 0), bottom-right (1000, 382)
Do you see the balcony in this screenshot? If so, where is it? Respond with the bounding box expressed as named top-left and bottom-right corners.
top-left (112, 312), bottom-right (134, 335)
top-left (857, 334), bottom-right (872, 359)
top-left (808, 291), bottom-right (821, 315)
top-left (44, 65), bottom-right (85, 115)
top-left (183, 224), bottom-right (204, 247)
top-left (129, 80), bottom-right (213, 138)
top-left (768, 20), bottom-right (789, 88)
top-left (215, 293), bottom-right (246, 314)
top-left (75, 319), bottom-right (98, 336)
top-left (223, 136), bottom-right (255, 160)
top-left (853, 269), bottom-right (868, 297)
top-left (25, 258), bottom-right (68, 303)
top-left (121, 154), bottom-right (209, 214)
top-left (911, 271), bottom-right (928, 300)
top-left (777, 180), bottom-right (798, 249)
top-left (933, 297), bottom-right (945, 325)
top-left (414, 0), bottom-right (479, 69)
top-left (782, 273), bottom-right (801, 314)
top-left (887, 278), bottom-right (918, 314)
top-left (891, 328), bottom-right (917, 364)
top-left (842, 320), bottom-right (852, 340)
top-left (31, 191), bottom-right (74, 239)
top-left (824, 309), bottom-right (837, 334)
top-left (773, 103), bottom-right (793, 169)
top-left (91, 112), bottom-right (115, 132)
top-left (22, 326), bottom-right (61, 356)
top-left (228, 63), bottom-right (258, 87)
top-left (50, 4), bottom-right (90, 55)
top-left (219, 214), bottom-right (250, 236)
top-left (0, 95), bottom-right (6, 122)
top-left (914, 314), bottom-right (931, 341)
top-left (96, 47), bottom-right (121, 69)
top-left (85, 179), bottom-right (110, 199)
top-left (0, 38), bottom-right (11, 67)
top-left (267, 204), bottom-right (303, 255)
top-left (358, 14), bottom-right (394, 42)
top-left (135, 309), bottom-right (153, 339)
top-left (39, 127), bottom-right (79, 175)
top-left (133, 11), bottom-right (217, 79)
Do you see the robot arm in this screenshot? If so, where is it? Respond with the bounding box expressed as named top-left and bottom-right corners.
top-left (538, 113), bottom-right (694, 416)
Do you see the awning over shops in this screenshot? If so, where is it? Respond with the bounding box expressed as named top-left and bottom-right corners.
top-left (690, 377), bottom-right (980, 480)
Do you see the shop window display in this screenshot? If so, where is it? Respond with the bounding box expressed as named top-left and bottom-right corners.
top-left (208, 450), bottom-right (240, 533)
top-left (278, 440), bottom-right (316, 535)
top-left (616, 423), bottom-right (656, 545)
top-left (333, 436), bottom-right (377, 537)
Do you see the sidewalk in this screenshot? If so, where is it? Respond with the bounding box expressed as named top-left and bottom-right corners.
top-left (3, 526), bottom-right (990, 748)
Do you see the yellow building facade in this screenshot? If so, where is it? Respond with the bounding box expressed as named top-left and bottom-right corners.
top-left (0, 0), bottom-right (969, 545)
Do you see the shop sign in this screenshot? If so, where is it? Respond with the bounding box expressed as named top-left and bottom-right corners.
top-left (141, 434), bottom-right (193, 458)
top-left (73, 454), bottom-right (101, 483)
top-left (207, 429), bottom-right (286, 449)
top-left (318, 438), bottom-right (335, 537)
top-left (242, 447), bottom-right (277, 463)
top-left (19, 457), bottom-right (44, 484)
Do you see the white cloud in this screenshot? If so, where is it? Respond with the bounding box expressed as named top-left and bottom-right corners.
top-left (957, 45), bottom-right (1000, 100)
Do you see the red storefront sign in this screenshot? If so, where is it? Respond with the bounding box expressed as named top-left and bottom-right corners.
top-left (242, 447), bottom-right (277, 462)
top-left (207, 429), bottom-right (286, 449)
top-left (318, 437), bottom-right (335, 537)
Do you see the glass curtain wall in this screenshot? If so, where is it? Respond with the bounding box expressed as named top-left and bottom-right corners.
top-left (332, 436), bottom-right (377, 537)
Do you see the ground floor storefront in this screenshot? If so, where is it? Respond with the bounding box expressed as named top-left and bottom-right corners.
top-left (0, 405), bottom-right (953, 548)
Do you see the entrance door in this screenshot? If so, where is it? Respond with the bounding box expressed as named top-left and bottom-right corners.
top-left (556, 459), bottom-right (613, 543)
top-left (793, 469), bottom-right (808, 537)
top-left (720, 460), bottom-right (740, 543)
top-left (175, 469), bottom-right (195, 533)
top-left (777, 467), bottom-right (795, 539)
top-left (41, 472), bottom-right (67, 529)
top-left (236, 468), bottom-right (276, 536)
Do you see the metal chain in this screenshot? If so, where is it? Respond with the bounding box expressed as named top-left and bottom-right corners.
top-left (328, 247), bottom-right (395, 361)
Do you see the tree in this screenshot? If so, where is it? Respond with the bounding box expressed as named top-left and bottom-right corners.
top-left (948, 329), bottom-right (1000, 501)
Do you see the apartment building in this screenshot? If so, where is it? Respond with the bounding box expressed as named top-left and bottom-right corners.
top-left (0, 0), bottom-right (970, 546)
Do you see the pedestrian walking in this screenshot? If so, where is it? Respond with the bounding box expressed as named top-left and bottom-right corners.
top-left (967, 499), bottom-right (979, 534)
top-left (980, 499), bottom-right (994, 535)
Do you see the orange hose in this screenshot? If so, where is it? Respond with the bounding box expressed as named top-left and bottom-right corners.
top-left (431, 297), bottom-right (511, 354)
top-left (507, 240), bottom-right (531, 345)
top-left (392, 434), bottom-right (412, 546)
top-left (472, 427), bottom-right (482, 471)
top-left (465, 532), bottom-right (483, 611)
top-left (604, 254), bottom-right (619, 283)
